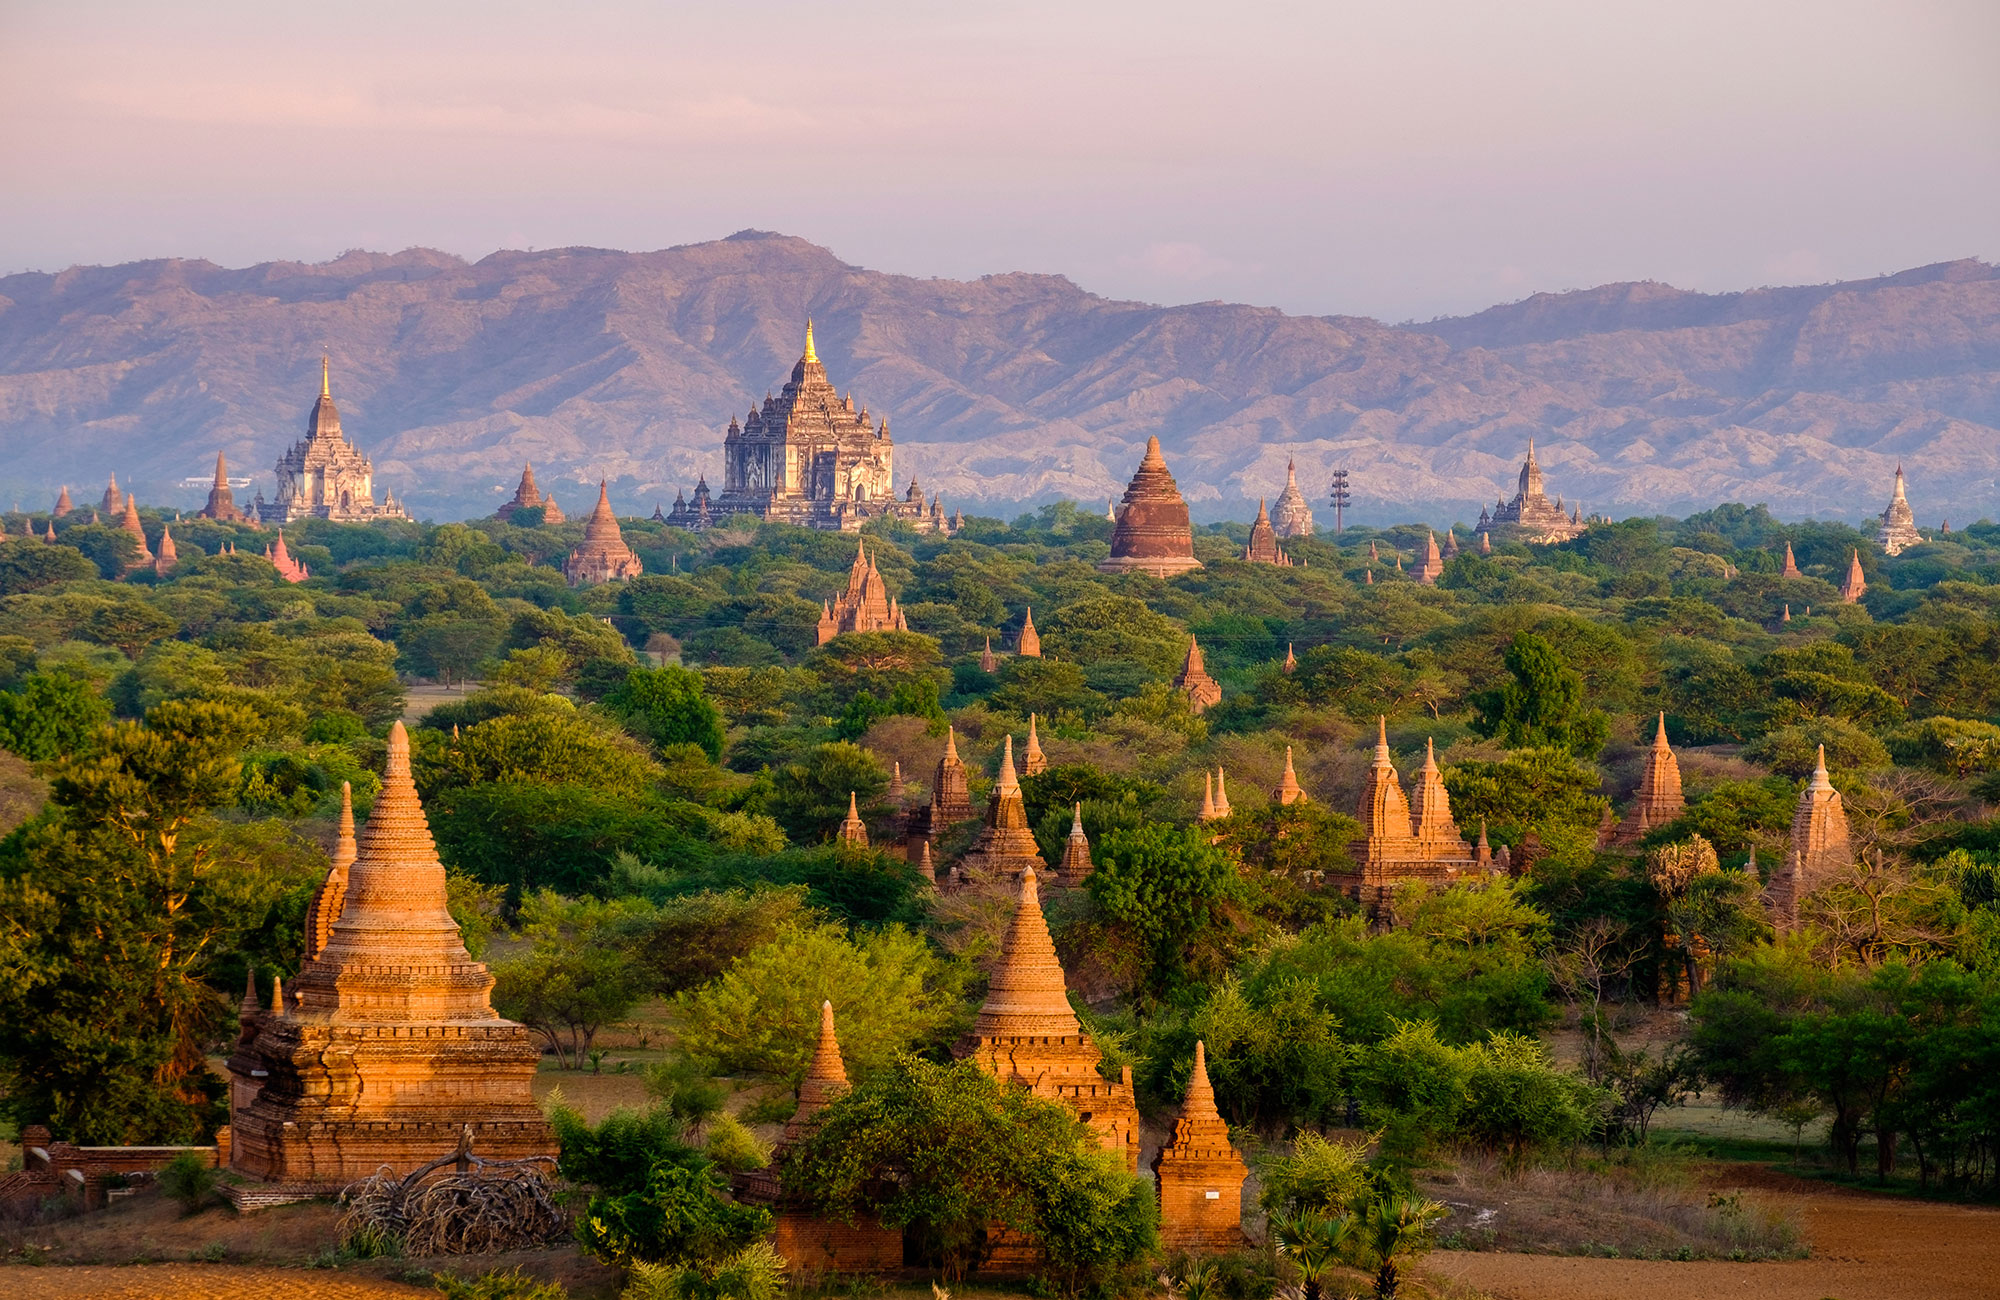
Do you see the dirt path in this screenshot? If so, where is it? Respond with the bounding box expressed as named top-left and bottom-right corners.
top-left (2, 1265), bottom-right (430, 1298)
top-left (1426, 1169), bottom-right (2000, 1300)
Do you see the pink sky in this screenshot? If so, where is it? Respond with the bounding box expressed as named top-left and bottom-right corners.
top-left (1, 0), bottom-right (1995, 319)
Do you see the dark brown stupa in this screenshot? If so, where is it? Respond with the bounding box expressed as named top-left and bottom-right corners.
top-left (496, 463), bottom-right (565, 524)
top-left (199, 452), bottom-right (249, 523)
top-left (958, 735), bottom-right (1047, 878)
top-left (1175, 635), bottom-right (1222, 715)
top-left (1100, 437), bottom-right (1201, 577)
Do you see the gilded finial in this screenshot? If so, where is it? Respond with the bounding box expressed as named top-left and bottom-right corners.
top-left (321, 352), bottom-right (331, 398)
top-left (803, 318), bottom-right (818, 364)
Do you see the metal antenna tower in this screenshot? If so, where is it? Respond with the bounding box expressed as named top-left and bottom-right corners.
top-left (1328, 468), bottom-right (1351, 534)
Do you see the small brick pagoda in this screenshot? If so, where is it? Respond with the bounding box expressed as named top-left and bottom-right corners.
top-left (564, 482), bottom-right (644, 586)
top-left (1100, 437), bottom-right (1202, 577)
top-left (1174, 635), bottom-right (1222, 715)
top-left (1151, 1040), bottom-right (1248, 1250)
top-left (1840, 549), bottom-right (1867, 603)
top-left (198, 452), bottom-right (250, 523)
top-left (1022, 714), bottom-right (1049, 776)
top-left (1615, 715), bottom-right (1686, 846)
top-left (495, 463), bottom-right (565, 524)
top-left (1017, 607), bottom-right (1041, 658)
top-left (958, 867), bottom-right (1139, 1172)
top-left (1768, 745), bottom-right (1853, 929)
top-left (904, 726), bottom-right (975, 859)
top-left (1243, 499), bottom-right (1292, 565)
top-left (226, 722), bottom-right (553, 1186)
top-left (957, 735), bottom-right (1047, 879)
top-left (1055, 804), bottom-right (1094, 887)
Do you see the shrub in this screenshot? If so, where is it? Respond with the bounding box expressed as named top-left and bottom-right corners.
top-left (157, 1150), bottom-right (219, 1212)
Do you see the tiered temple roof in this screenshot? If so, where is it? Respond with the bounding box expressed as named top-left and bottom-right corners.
top-left (1769, 745), bottom-right (1853, 929)
top-left (837, 792), bottom-right (869, 848)
top-left (704, 321), bottom-right (937, 533)
top-left (1780, 542), bottom-right (1802, 578)
top-left (564, 482), bottom-right (644, 586)
top-left (1876, 466), bottom-right (1924, 556)
top-left (226, 723), bottom-right (552, 1182)
top-left (199, 452), bottom-right (249, 523)
top-left (1151, 1040), bottom-right (1248, 1249)
top-left (958, 867), bottom-right (1139, 1171)
top-left (1272, 747), bottom-right (1304, 807)
top-left (1616, 715), bottom-right (1686, 846)
top-left (52, 485), bottom-right (73, 518)
top-left (260, 358), bottom-right (408, 524)
top-left (958, 735), bottom-right (1046, 879)
top-left (101, 474), bottom-right (123, 516)
top-left (816, 541), bottom-right (907, 643)
top-left (1479, 440), bottom-right (1585, 543)
top-left (117, 495), bottom-right (151, 569)
top-left (266, 530), bottom-right (309, 583)
top-left (1017, 607), bottom-right (1041, 658)
top-left (495, 463), bottom-right (565, 524)
top-left (1175, 635), bottom-right (1222, 715)
top-left (152, 524), bottom-right (178, 577)
top-left (1100, 437), bottom-right (1202, 576)
top-left (1271, 460), bottom-right (1314, 538)
top-left (904, 727), bottom-right (975, 856)
top-left (784, 1001), bottom-right (849, 1144)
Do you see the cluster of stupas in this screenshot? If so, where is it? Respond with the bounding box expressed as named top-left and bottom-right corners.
top-left (1477, 440), bottom-right (1586, 544)
top-left (743, 867), bottom-right (1246, 1273)
top-left (494, 463), bottom-right (564, 525)
top-left (257, 358), bottom-right (407, 524)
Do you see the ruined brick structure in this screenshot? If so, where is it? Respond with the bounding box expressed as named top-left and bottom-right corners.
top-left (1022, 714), bottom-right (1048, 776)
top-left (1271, 747), bottom-right (1304, 807)
top-left (1151, 1041), bottom-right (1248, 1250)
top-left (1055, 804), bottom-right (1094, 887)
top-left (1017, 607), bottom-right (1041, 657)
top-left (903, 727), bottom-right (975, 859)
top-left (226, 722), bottom-right (553, 1186)
top-left (1415, 531), bottom-right (1444, 584)
top-left (1479, 440), bottom-right (1584, 543)
top-left (1840, 549), bottom-right (1867, 603)
top-left (1100, 437), bottom-right (1202, 577)
top-left (259, 358), bottom-right (407, 524)
top-left (564, 482), bottom-right (644, 586)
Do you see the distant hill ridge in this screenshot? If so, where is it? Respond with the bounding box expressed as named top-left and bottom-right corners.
top-left (0, 232), bottom-right (1994, 523)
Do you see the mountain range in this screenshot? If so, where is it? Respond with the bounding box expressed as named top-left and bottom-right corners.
top-left (0, 231), bottom-right (1995, 525)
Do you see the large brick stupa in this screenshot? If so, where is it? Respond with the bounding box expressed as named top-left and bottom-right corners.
top-left (1100, 437), bottom-right (1202, 577)
top-left (226, 722), bottom-right (553, 1185)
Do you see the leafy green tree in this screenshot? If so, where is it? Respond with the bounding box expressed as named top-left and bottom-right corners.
top-left (0, 671), bottom-right (109, 761)
top-left (672, 920), bottom-right (959, 1086)
top-left (400, 613), bottom-right (505, 685)
top-left (1216, 800), bottom-right (1362, 880)
top-left (1259, 1131), bottom-right (1376, 1218)
top-left (0, 700), bottom-right (272, 1141)
top-left (608, 665), bottom-right (728, 761)
top-left (1743, 718), bottom-right (1891, 777)
top-left (1884, 716), bottom-right (2000, 777)
top-left (418, 708), bottom-right (662, 798)
top-left (1441, 747), bottom-right (1607, 851)
top-left (0, 544), bottom-right (97, 594)
top-left (802, 631), bottom-right (946, 711)
top-left (57, 523), bottom-right (138, 578)
top-left (1088, 823), bottom-right (1246, 989)
top-left (1457, 1031), bottom-right (1606, 1168)
top-left (492, 891), bottom-right (656, 1068)
top-left (766, 741), bottom-right (887, 843)
top-left (81, 600), bottom-right (178, 659)
top-left (1040, 594), bottom-right (1187, 676)
top-left (1470, 632), bottom-right (1609, 757)
top-left (1347, 1020), bottom-right (1473, 1165)
top-left (786, 1055), bottom-right (1156, 1287)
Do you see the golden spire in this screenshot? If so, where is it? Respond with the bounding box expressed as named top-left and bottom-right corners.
top-left (803, 318), bottom-right (818, 364)
top-left (321, 353), bottom-right (331, 398)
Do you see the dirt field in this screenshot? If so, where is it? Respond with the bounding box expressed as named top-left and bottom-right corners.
top-left (1425, 1166), bottom-right (2000, 1300)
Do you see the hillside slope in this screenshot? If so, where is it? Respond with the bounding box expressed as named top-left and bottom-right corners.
top-left (0, 233), bottom-right (1993, 523)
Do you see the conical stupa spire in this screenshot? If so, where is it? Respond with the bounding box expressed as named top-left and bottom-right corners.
top-left (1654, 712), bottom-right (1670, 750)
top-left (944, 725), bottom-right (960, 763)
top-left (803, 318), bottom-right (818, 364)
top-left (799, 999), bottom-right (848, 1105)
top-left (1375, 715), bottom-right (1392, 762)
top-left (995, 733), bottom-right (1020, 795)
top-left (1809, 743), bottom-right (1832, 791)
top-left (321, 353), bottom-right (331, 399)
top-left (973, 867), bottom-right (1080, 1037)
top-left (269, 973), bottom-right (284, 1014)
top-left (1214, 767), bottom-right (1230, 817)
top-left (1273, 746), bottom-right (1304, 805)
top-left (1200, 771), bottom-right (1217, 821)
top-left (1024, 713), bottom-right (1047, 774)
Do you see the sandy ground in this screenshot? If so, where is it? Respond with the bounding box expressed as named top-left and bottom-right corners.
top-left (1, 1265), bottom-right (432, 1297)
top-left (1425, 1167), bottom-right (2000, 1300)
top-left (399, 682), bottom-right (479, 724)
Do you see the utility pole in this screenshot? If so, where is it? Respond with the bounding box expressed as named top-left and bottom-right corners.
top-left (1329, 469), bottom-right (1351, 534)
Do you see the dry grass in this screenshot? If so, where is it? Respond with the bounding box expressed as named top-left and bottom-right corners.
top-left (1421, 1151), bottom-right (1803, 1261)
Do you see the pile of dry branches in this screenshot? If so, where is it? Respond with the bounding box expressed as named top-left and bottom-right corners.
top-left (339, 1126), bottom-right (570, 1256)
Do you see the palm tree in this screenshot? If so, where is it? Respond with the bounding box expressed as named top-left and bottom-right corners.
top-left (1346, 1196), bottom-right (1446, 1299)
top-left (1271, 1208), bottom-right (1355, 1300)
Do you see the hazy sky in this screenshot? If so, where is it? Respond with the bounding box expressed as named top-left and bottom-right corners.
top-left (2, 0), bottom-right (1995, 320)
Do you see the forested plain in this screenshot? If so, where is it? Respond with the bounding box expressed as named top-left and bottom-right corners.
top-left (3, 497), bottom-right (2000, 1297)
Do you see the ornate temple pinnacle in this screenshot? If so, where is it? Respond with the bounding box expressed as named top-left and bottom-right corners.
top-left (803, 317), bottom-right (818, 364)
top-left (321, 353), bottom-right (330, 398)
